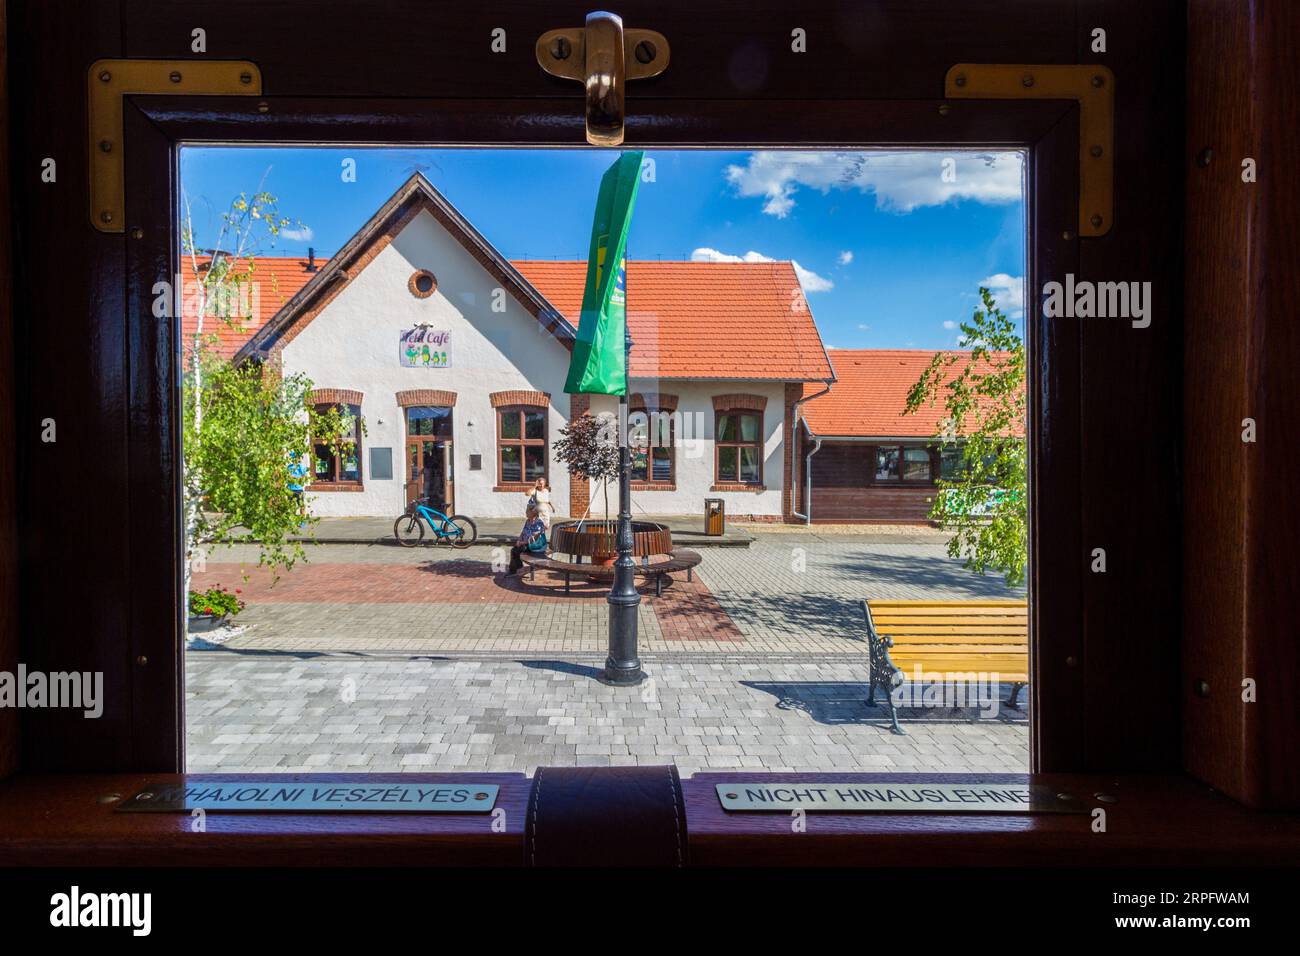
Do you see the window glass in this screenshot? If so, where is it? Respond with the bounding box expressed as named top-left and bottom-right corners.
top-left (500, 446), bottom-right (521, 483)
top-left (940, 444), bottom-right (964, 479)
top-left (524, 410), bottom-right (546, 440)
top-left (740, 414), bottom-right (759, 442)
top-left (740, 446), bottom-right (760, 483)
top-left (500, 412), bottom-right (521, 440)
top-left (876, 446), bottom-right (900, 480)
top-left (717, 415), bottom-right (736, 441)
top-left (718, 446), bottom-right (738, 482)
top-left (524, 446), bottom-right (546, 481)
top-left (903, 447), bottom-right (931, 481)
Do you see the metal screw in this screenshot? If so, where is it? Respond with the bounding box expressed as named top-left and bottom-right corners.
top-left (136, 655), bottom-right (148, 666)
top-left (99, 140), bottom-right (112, 153)
top-left (98, 793), bottom-right (122, 805)
top-left (98, 70), bottom-right (112, 83)
top-left (137, 791), bottom-right (154, 800)
top-left (100, 211), bottom-right (114, 224)
top-left (1094, 792), bottom-right (1117, 803)
top-left (954, 73), bottom-right (966, 87)
top-left (938, 104), bottom-right (951, 117)
top-left (634, 40), bottom-right (656, 64)
top-left (1066, 655), bottom-right (1078, 667)
top-left (130, 227), bottom-right (144, 240)
top-left (474, 792), bottom-right (489, 800)
top-left (169, 70), bottom-right (182, 83)
top-left (239, 72), bottom-right (253, 85)
top-left (1063, 230), bottom-right (1075, 241)
top-left (1090, 214), bottom-right (1103, 228)
top-left (1195, 679), bottom-right (1211, 698)
top-left (1055, 792), bottom-right (1074, 801)
top-left (257, 101), bottom-right (270, 114)
top-left (1089, 145), bottom-right (1104, 158)
top-left (1021, 74), bottom-right (1035, 88)
top-left (1091, 74), bottom-right (1105, 88)
top-left (1196, 147), bottom-right (1214, 167)
top-left (725, 792), bottom-right (738, 799)
top-left (550, 36), bottom-right (572, 61)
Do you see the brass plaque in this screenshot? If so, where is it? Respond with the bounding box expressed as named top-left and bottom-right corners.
top-left (716, 782), bottom-right (1088, 814)
top-left (117, 781), bottom-right (499, 813)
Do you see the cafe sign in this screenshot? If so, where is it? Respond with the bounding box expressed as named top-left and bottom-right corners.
top-left (715, 782), bottom-right (1087, 814)
top-left (117, 781), bottom-right (498, 813)
top-left (400, 327), bottom-right (451, 368)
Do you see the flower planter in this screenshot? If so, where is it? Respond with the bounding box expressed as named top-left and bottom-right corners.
top-left (187, 613), bottom-right (230, 633)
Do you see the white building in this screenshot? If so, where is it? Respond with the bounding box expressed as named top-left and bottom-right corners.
top-left (229, 174), bottom-right (834, 522)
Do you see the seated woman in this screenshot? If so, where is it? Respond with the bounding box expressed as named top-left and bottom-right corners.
top-left (507, 504), bottom-right (548, 574)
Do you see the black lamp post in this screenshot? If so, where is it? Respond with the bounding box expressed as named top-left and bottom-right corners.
top-left (604, 321), bottom-right (643, 685)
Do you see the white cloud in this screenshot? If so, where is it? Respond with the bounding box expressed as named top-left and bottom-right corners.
top-left (838, 250), bottom-right (854, 265)
top-left (724, 151), bottom-right (1023, 217)
top-left (280, 225), bottom-right (314, 241)
top-left (690, 246), bottom-right (833, 293)
top-left (978, 273), bottom-right (1025, 319)
top-left (942, 320), bottom-right (957, 330)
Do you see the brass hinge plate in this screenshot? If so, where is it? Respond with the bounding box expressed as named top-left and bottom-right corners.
top-left (88, 59), bottom-right (263, 232)
top-left (945, 64), bottom-right (1115, 236)
top-left (537, 13), bottom-right (669, 146)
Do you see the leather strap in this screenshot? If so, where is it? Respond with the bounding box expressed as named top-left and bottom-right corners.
top-left (525, 765), bottom-right (688, 866)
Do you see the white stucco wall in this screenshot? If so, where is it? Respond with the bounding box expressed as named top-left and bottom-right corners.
top-left (282, 209), bottom-right (574, 519)
top-left (585, 379), bottom-right (788, 519)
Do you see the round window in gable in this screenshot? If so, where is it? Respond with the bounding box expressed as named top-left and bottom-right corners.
top-left (408, 270), bottom-right (438, 299)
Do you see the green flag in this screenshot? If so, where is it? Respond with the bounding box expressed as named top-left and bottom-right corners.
top-left (564, 151), bottom-right (645, 395)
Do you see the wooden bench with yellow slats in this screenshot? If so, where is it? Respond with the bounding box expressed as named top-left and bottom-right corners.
top-left (860, 599), bottom-right (1029, 735)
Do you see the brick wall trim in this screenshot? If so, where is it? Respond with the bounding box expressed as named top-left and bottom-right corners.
top-left (309, 388), bottom-right (364, 406)
top-left (396, 389), bottom-right (457, 407)
top-left (630, 392), bottom-right (679, 412)
top-left (712, 393), bottom-right (768, 413)
top-left (567, 394), bottom-right (591, 517)
top-left (490, 389), bottom-right (550, 409)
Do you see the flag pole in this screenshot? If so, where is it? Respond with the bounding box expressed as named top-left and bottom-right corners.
top-left (604, 252), bottom-right (643, 685)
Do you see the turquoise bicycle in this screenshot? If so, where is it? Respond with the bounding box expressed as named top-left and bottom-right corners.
top-left (394, 496), bottom-right (478, 548)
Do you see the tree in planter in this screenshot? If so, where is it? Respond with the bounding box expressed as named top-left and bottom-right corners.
top-left (553, 412), bottom-right (621, 523)
top-left (904, 286), bottom-right (1028, 588)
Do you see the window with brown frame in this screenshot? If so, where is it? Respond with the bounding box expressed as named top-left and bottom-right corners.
top-left (630, 407), bottom-right (675, 486)
top-left (497, 405), bottom-right (547, 486)
top-left (874, 444), bottom-right (933, 483)
top-left (312, 402), bottom-right (363, 487)
top-left (715, 410), bottom-right (763, 485)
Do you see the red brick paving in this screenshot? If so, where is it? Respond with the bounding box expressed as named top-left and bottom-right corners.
top-left (194, 560), bottom-right (743, 642)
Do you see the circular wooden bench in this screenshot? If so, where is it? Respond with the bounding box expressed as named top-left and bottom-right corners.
top-left (519, 548), bottom-right (702, 597)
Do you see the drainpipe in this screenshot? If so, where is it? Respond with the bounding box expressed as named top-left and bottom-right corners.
top-left (790, 380), bottom-right (832, 524)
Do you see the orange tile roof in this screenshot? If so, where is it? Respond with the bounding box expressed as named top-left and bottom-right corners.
top-left (180, 255), bottom-right (321, 360)
top-left (514, 260), bottom-right (832, 381)
top-left (194, 254), bottom-right (834, 381)
top-left (802, 349), bottom-right (1023, 438)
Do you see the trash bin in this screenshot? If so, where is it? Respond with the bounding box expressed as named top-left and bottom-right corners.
top-left (704, 498), bottom-right (725, 536)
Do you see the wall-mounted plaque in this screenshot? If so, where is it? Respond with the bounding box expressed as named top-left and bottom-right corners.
top-left (469, 454), bottom-right (482, 471)
top-left (715, 782), bottom-right (1087, 814)
top-left (117, 781), bottom-right (499, 813)
top-left (400, 327), bottom-right (451, 367)
top-left (369, 447), bottom-right (393, 480)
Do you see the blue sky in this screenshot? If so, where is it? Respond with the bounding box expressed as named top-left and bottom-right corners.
top-left (179, 147), bottom-right (1025, 350)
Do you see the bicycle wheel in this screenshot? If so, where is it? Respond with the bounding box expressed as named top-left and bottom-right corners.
top-left (393, 513), bottom-right (425, 547)
top-left (446, 515), bottom-right (477, 548)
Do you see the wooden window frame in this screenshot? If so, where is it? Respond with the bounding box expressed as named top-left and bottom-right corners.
top-left (713, 409), bottom-right (764, 489)
top-left (6, 0), bottom-right (1239, 861)
top-left (629, 405), bottom-right (676, 490)
top-left (495, 404), bottom-right (547, 492)
top-left (310, 401), bottom-right (364, 491)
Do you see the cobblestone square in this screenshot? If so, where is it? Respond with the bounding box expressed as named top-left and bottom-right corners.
top-left (187, 531), bottom-right (1029, 774)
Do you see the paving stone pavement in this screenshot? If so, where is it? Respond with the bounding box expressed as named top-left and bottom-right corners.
top-left (186, 655), bottom-right (1030, 774)
top-left (192, 536), bottom-right (1024, 655)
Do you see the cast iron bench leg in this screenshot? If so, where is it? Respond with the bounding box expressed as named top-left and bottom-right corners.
top-left (687, 567), bottom-right (693, 582)
top-left (1007, 682), bottom-right (1024, 710)
top-left (529, 564), bottom-right (536, 582)
top-left (564, 572), bottom-right (571, 594)
top-left (655, 573), bottom-right (664, 598)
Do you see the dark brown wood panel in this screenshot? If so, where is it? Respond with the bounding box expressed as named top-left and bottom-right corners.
top-left (0, 0), bottom-right (18, 779)
top-left (1183, 0), bottom-right (1300, 809)
top-left (812, 487), bottom-right (937, 524)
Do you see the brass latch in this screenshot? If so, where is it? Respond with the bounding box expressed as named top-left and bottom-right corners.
top-left (536, 12), bottom-right (669, 146)
top-left (945, 64), bottom-right (1115, 236)
top-left (88, 59), bottom-right (263, 232)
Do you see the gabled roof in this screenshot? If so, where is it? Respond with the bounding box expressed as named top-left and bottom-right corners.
top-left (180, 255), bottom-right (319, 360)
top-left (801, 349), bottom-right (1021, 438)
top-left (232, 173), bottom-right (576, 363)
top-left (515, 260), bottom-right (834, 382)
